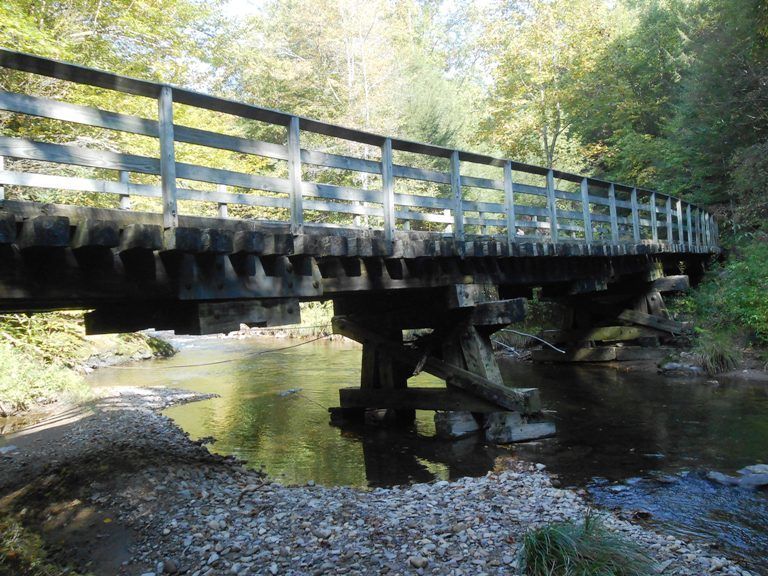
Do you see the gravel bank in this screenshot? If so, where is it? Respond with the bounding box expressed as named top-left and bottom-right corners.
top-left (0, 387), bottom-right (755, 576)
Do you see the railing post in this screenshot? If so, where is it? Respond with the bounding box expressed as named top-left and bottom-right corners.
top-left (686, 203), bottom-right (693, 249)
top-left (701, 210), bottom-right (709, 247)
top-left (287, 116), bottom-right (304, 235)
top-left (157, 85), bottom-right (178, 228)
top-left (546, 169), bottom-right (559, 244)
top-left (381, 138), bottom-right (395, 245)
top-left (630, 187), bottom-right (640, 243)
top-left (665, 196), bottom-right (673, 244)
top-left (450, 150), bottom-right (464, 244)
top-left (675, 199), bottom-right (684, 245)
top-left (694, 208), bottom-right (701, 247)
top-left (217, 184), bottom-right (228, 218)
top-left (608, 183), bottom-right (619, 243)
top-left (0, 155), bottom-right (5, 203)
top-left (580, 177), bottom-right (593, 245)
top-left (649, 191), bottom-right (658, 242)
top-left (503, 161), bottom-right (516, 251)
top-left (119, 170), bottom-right (131, 210)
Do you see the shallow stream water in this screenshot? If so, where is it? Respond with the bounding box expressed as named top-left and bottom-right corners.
top-left (88, 336), bottom-right (768, 571)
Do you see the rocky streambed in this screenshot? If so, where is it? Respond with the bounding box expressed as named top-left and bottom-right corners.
top-left (0, 387), bottom-right (757, 576)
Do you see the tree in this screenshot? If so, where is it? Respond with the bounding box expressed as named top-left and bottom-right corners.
top-left (477, 0), bottom-right (613, 170)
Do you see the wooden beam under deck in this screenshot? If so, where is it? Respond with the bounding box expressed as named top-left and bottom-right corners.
top-left (0, 202), bottom-right (714, 314)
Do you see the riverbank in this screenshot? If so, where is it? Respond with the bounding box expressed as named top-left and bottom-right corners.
top-left (0, 386), bottom-right (755, 576)
top-left (0, 311), bottom-right (176, 420)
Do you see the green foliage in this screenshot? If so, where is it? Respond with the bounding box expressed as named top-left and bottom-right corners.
top-left (0, 342), bottom-right (91, 416)
top-left (297, 301), bottom-right (334, 337)
top-left (0, 313), bottom-right (92, 367)
top-left (144, 335), bottom-right (177, 358)
top-left (669, 237), bottom-right (768, 372)
top-left (728, 141), bottom-right (768, 232)
top-left (0, 313), bottom-right (175, 414)
top-left (478, 0), bottom-right (611, 169)
top-left (689, 239), bottom-right (768, 344)
top-left (558, 0), bottom-right (768, 214)
top-left (519, 512), bottom-right (654, 576)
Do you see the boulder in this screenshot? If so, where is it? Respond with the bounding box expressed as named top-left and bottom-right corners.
top-left (738, 473), bottom-right (768, 489)
top-left (659, 362), bottom-right (705, 377)
top-left (738, 464), bottom-right (768, 476)
top-left (706, 471), bottom-right (740, 486)
top-left (484, 412), bottom-right (556, 444)
top-left (434, 411), bottom-right (480, 439)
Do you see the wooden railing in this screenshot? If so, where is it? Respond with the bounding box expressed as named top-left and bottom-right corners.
top-left (0, 49), bottom-right (719, 251)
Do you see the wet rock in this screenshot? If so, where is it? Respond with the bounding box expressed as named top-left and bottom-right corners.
top-left (738, 474), bottom-right (768, 489)
top-left (738, 464), bottom-right (768, 476)
top-left (660, 362), bottom-right (705, 377)
top-left (484, 412), bottom-right (556, 444)
top-left (434, 411), bottom-right (480, 439)
top-left (706, 471), bottom-right (740, 486)
top-left (648, 471), bottom-right (678, 484)
top-left (163, 558), bottom-right (179, 573)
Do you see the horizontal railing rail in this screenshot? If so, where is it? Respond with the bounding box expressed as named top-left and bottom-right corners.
top-left (0, 49), bottom-right (719, 251)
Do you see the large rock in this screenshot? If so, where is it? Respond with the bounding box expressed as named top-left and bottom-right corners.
top-left (659, 362), bottom-right (705, 377)
top-left (484, 412), bottom-right (556, 444)
top-left (706, 471), bottom-right (740, 486)
top-left (434, 411), bottom-right (480, 439)
top-left (738, 473), bottom-right (768, 489)
top-left (738, 464), bottom-right (768, 476)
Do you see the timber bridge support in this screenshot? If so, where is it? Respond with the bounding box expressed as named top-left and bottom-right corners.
top-left (0, 51), bottom-right (719, 441)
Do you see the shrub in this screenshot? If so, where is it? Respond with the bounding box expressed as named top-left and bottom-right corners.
top-left (668, 236), bottom-right (768, 373)
top-left (0, 343), bottom-right (91, 416)
top-left (519, 512), bottom-right (654, 576)
top-left (687, 237), bottom-right (768, 346)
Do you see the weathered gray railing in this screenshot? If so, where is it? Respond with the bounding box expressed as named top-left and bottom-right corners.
top-left (0, 49), bottom-right (719, 251)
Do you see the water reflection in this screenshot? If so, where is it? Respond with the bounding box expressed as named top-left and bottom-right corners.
top-left (89, 337), bottom-right (500, 487)
top-left (499, 362), bottom-right (768, 484)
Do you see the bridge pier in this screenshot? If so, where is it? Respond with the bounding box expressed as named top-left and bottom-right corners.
top-left (533, 272), bottom-right (695, 363)
top-left (329, 286), bottom-right (552, 442)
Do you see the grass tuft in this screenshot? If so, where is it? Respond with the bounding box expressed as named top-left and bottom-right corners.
top-left (519, 511), bottom-right (655, 576)
top-left (692, 328), bottom-right (742, 375)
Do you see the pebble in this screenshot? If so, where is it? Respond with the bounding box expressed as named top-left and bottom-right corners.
top-left (408, 555), bottom-right (428, 568)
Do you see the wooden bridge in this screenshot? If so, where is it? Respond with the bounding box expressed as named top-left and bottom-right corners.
top-left (0, 50), bottom-right (720, 439)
